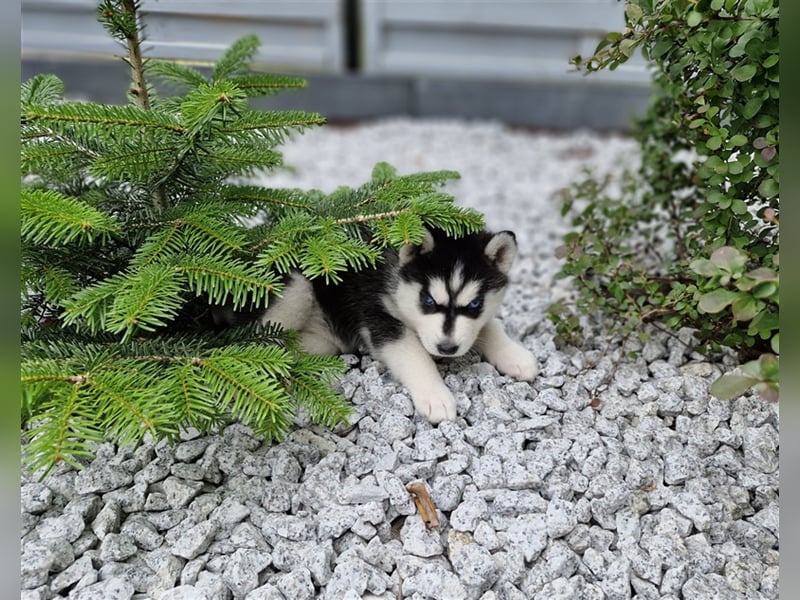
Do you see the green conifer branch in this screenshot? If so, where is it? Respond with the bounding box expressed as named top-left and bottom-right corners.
top-left (197, 345), bottom-right (296, 438)
top-left (221, 186), bottom-right (314, 219)
top-left (118, 0), bottom-right (152, 110)
top-left (334, 208), bottom-right (411, 226)
top-left (23, 382), bottom-right (105, 475)
top-left (176, 257), bottom-right (281, 309)
top-left (21, 188), bottom-right (120, 245)
top-left (384, 211), bottom-right (427, 246)
top-left (99, 0), bottom-right (169, 210)
top-left (172, 210), bottom-right (249, 253)
top-left (21, 73), bottom-right (65, 106)
top-left (170, 361), bottom-right (228, 431)
top-left (189, 145), bottom-right (284, 177)
top-left (103, 264), bottom-right (187, 339)
top-left (146, 60), bottom-right (209, 90)
top-left (23, 103), bottom-right (184, 134)
top-left (180, 81), bottom-right (248, 135)
top-left (219, 110), bottom-right (326, 135)
top-left (287, 353), bottom-right (350, 428)
top-left (62, 273), bottom-right (131, 334)
top-left (89, 369), bottom-right (173, 446)
top-left (299, 236), bottom-right (349, 284)
top-left (21, 140), bottom-right (94, 176)
top-left (128, 211), bottom-right (250, 270)
top-left (38, 266), bottom-right (80, 305)
top-left (211, 35), bottom-right (260, 82)
top-left (87, 142), bottom-right (184, 184)
top-left (20, 0), bottom-right (485, 472)
top-left (228, 74), bottom-right (308, 96)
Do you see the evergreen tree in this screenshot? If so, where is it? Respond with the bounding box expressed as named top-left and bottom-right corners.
top-left (21, 0), bottom-right (483, 474)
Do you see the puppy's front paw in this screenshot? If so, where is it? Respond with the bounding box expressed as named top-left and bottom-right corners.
top-left (492, 342), bottom-right (539, 381)
top-left (413, 384), bottom-right (457, 424)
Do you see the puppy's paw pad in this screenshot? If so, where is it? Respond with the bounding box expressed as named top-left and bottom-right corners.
top-left (416, 387), bottom-right (457, 424)
top-left (493, 345), bottom-right (538, 381)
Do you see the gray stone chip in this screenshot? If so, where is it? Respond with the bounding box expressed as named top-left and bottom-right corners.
top-left (169, 520), bottom-right (219, 560)
top-left (18, 120), bottom-right (779, 600)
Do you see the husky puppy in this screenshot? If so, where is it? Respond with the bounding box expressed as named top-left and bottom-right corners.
top-left (261, 228), bottom-right (538, 422)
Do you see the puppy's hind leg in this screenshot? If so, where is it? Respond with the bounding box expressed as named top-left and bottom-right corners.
top-left (296, 314), bottom-right (346, 356)
top-left (261, 275), bottom-right (315, 332)
top-left (375, 332), bottom-right (456, 423)
top-left (261, 274), bottom-right (344, 356)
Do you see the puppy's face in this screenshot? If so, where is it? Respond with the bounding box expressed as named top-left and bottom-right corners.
top-left (393, 229), bottom-right (517, 357)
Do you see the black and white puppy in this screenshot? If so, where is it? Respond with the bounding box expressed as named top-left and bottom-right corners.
top-left (261, 228), bottom-right (538, 422)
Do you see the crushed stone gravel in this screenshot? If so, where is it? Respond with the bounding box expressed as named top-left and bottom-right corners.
top-left (21, 118), bottom-right (779, 600)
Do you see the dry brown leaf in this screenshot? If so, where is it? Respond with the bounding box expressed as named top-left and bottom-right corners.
top-left (406, 480), bottom-right (440, 529)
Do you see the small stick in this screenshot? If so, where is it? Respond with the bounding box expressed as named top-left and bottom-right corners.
top-left (406, 480), bottom-right (440, 529)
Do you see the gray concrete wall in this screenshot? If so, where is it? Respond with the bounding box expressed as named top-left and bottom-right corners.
top-left (21, 0), bottom-right (653, 131)
top-left (22, 0), bottom-right (346, 72)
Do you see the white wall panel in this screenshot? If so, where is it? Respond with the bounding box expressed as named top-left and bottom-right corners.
top-left (21, 0), bottom-right (346, 73)
top-left (360, 0), bottom-right (650, 84)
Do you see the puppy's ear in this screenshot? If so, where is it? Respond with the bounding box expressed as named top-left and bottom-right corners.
top-left (399, 229), bottom-right (435, 266)
top-left (485, 231), bottom-right (517, 274)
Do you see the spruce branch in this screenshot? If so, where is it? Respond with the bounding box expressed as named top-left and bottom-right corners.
top-left (99, 0), bottom-right (169, 210)
top-left (169, 361), bottom-right (227, 431)
top-left (103, 263), bottom-right (187, 339)
top-left (21, 188), bottom-right (119, 246)
top-left (145, 63), bottom-right (308, 100)
top-left (296, 226), bottom-right (382, 283)
top-left (334, 208), bottom-right (411, 226)
top-left (176, 256), bottom-right (281, 309)
top-left (21, 73), bottom-right (65, 106)
top-left (384, 211), bottom-right (427, 247)
top-left (36, 266), bottom-right (80, 306)
top-left (21, 139), bottom-right (96, 177)
top-left (119, 0), bottom-right (152, 110)
top-left (189, 144), bottom-right (284, 178)
top-left (218, 109), bottom-right (326, 135)
top-left (181, 81), bottom-right (248, 136)
top-left (196, 344), bottom-right (296, 439)
top-left (23, 381), bottom-right (105, 475)
top-left (221, 185), bottom-right (314, 214)
top-left (128, 209), bottom-right (250, 270)
top-left (287, 353), bottom-right (350, 428)
top-left (89, 367), bottom-right (176, 446)
top-left (23, 102), bottom-right (184, 135)
top-left (254, 213), bottom-right (317, 272)
top-left (61, 272), bottom-right (131, 334)
top-left (211, 35), bottom-right (261, 82)
top-left (91, 149), bottom-right (184, 187)
top-left (21, 3), bottom-right (485, 472)
top-left (146, 60), bottom-right (208, 91)
top-left (171, 208), bottom-right (249, 253)
top-left (228, 74), bottom-right (308, 97)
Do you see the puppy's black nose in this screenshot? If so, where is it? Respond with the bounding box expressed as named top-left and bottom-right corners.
top-left (436, 342), bottom-right (459, 355)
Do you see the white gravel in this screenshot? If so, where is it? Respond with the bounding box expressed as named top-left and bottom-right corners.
top-left (21, 118), bottom-right (779, 600)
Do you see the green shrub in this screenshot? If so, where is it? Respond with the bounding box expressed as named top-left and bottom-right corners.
top-left (551, 0), bottom-right (778, 401)
top-left (21, 0), bottom-right (483, 473)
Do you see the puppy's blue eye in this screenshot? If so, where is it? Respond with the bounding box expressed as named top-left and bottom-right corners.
top-left (467, 298), bottom-right (483, 310)
top-left (421, 292), bottom-right (435, 306)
